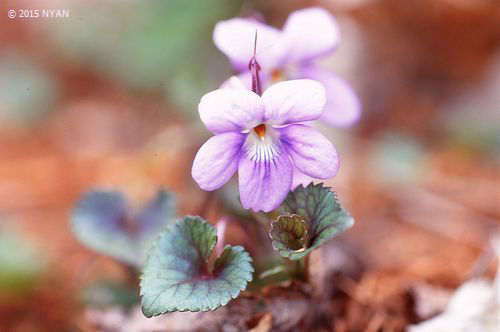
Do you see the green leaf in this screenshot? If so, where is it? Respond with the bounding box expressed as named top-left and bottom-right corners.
top-left (270, 215), bottom-right (308, 258)
top-left (140, 216), bottom-right (253, 317)
top-left (272, 183), bottom-right (354, 260)
top-left (71, 188), bottom-right (176, 267)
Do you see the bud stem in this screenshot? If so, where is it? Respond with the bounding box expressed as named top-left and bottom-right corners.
top-left (249, 30), bottom-right (262, 96)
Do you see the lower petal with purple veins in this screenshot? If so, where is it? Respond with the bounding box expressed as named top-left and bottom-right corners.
top-left (192, 132), bottom-right (246, 191)
top-left (238, 142), bottom-right (293, 212)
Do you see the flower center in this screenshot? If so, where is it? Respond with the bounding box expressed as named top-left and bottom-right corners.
top-left (245, 125), bottom-right (280, 163)
top-left (271, 68), bottom-right (283, 83)
top-left (253, 124), bottom-right (266, 140)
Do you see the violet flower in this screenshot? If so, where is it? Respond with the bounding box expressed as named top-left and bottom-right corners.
top-left (191, 78), bottom-right (339, 212)
top-left (213, 7), bottom-right (361, 128)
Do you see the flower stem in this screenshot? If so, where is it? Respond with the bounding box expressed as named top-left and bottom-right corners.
top-left (293, 255), bottom-right (309, 282)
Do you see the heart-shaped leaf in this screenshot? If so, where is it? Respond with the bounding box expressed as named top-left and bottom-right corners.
top-left (140, 216), bottom-right (253, 317)
top-left (71, 188), bottom-right (176, 267)
top-left (271, 183), bottom-right (354, 260)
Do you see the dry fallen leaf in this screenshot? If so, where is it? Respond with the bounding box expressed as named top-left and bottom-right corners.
top-left (248, 312), bottom-right (272, 332)
top-left (409, 236), bottom-right (500, 332)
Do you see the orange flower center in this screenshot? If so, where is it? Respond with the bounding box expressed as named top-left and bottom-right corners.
top-left (271, 68), bottom-right (282, 82)
top-left (253, 124), bottom-right (266, 139)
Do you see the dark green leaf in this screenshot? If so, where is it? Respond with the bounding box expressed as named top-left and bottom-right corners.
top-left (273, 183), bottom-right (354, 260)
top-left (140, 216), bottom-right (253, 317)
top-left (270, 215), bottom-right (308, 258)
top-left (71, 188), bottom-right (176, 267)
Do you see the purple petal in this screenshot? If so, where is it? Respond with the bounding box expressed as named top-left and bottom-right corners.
top-left (291, 168), bottom-right (314, 190)
top-left (261, 79), bottom-right (326, 125)
top-left (238, 142), bottom-right (293, 212)
top-left (282, 7), bottom-right (340, 63)
top-left (279, 124), bottom-right (339, 179)
top-left (198, 89), bottom-right (264, 134)
top-left (301, 65), bottom-right (361, 127)
top-left (213, 18), bottom-right (286, 71)
top-left (192, 132), bottom-right (245, 191)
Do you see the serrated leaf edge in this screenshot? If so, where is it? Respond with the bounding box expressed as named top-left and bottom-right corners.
top-left (273, 183), bottom-right (355, 260)
top-left (139, 216), bottom-right (254, 317)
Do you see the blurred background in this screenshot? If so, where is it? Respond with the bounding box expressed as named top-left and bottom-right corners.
top-left (0, 0), bottom-right (499, 330)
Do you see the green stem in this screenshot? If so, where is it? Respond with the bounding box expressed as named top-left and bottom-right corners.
top-left (293, 255), bottom-right (309, 282)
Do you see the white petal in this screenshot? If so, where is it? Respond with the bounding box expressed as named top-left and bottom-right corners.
top-left (279, 124), bottom-right (339, 179)
top-left (213, 18), bottom-right (286, 71)
top-left (261, 79), bottom-right (326, 125)
top-left (282, 7), bottom-right (340, 63)
top-left (301, 65), bottom-right (361, 127)
top-left (192, 132), bottom-right (245, 191)
top-left (198, 89), bottom-right (264, 134)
